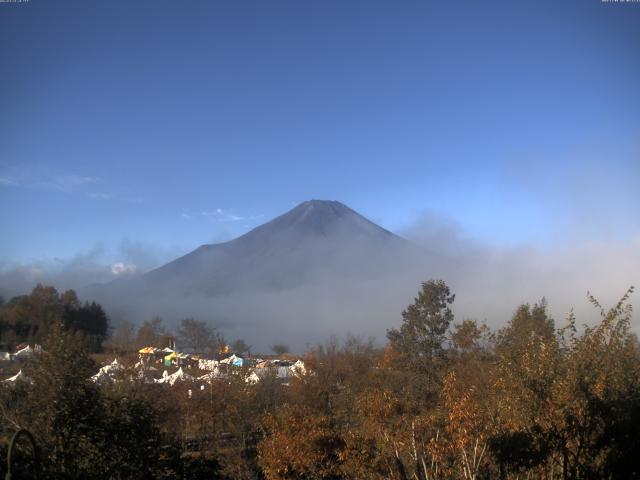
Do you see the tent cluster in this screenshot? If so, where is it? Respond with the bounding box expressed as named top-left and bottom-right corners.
top-left (137, 346), bottom-right (198, 369)
top-left (136, 345), bottom-right (307, 385)
top-left (246, 360), bottom-right (307, 384)
top-left (0, 343), bottom-right (307, 389)
top-left (87, 352), bottom-right (308, 388)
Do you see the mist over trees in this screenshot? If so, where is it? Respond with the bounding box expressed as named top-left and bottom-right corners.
top-left (232, 338), bottom-right (251, 356)
top-left (1, 280), bottom-right (639, 479)
top-left (133, 316), bottom-right (168, 349)
top-left (176, 317), bottom-right (214, 353)
top-left (270, 344), bottom-right (289, 356)
top-left (107, 318), bottom-right (135, 353)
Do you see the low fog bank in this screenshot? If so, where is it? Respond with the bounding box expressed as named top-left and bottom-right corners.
top-left (1, 215), bottom-right (638, 352)
top-left (401, 212), bottom-right (640, 334)
top-left (0, 240), bottom-right (182, 300)
top-left (82, 237), bottom-right (430, 352)
top-left (98, 275), bottom-right (424, 353)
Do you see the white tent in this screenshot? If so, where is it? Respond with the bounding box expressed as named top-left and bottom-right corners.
top-left (156, 367), bottom-right (194, 386)
top-left (3, 369), bottom-right (27, 384)
top-left (134, 360), bottom-right (157, 372)
top-left (198, 358), bottom-right (219, 371)
top-left (197, 368), bottom-right (224, 383)
top-left (91, 358), bottom-right (124, 385)
top-left (14, 346), bottom-right (33, 360)
top-left (220, 354), bottom-right (246, 366)
top-left (290, 359), bottom-right (307, 376)
top-left (246, 371), bottom-right (261, 384)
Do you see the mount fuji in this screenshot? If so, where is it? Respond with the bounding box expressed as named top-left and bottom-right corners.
top-left (83, 200), bottom-right (435, 348)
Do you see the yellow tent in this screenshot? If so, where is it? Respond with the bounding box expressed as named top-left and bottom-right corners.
top-left (138, 346), bottom-right (157, 354)
top-left (164, 351), bottom-right (177, 366)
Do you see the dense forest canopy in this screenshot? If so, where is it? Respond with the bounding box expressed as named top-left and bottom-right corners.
top-left (0, 284), bottom-right (109, 352)
top-left (0, 280), bottom-right (638, 479)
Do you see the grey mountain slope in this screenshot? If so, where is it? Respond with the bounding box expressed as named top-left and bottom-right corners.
top-left (82, 201), bottom-right (435, 345)
top-left (93, 200), bottom-right (422, 296)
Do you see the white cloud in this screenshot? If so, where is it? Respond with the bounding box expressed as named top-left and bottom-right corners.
top-left (110, 262), bottom-right (137, 275)
top-left (42, 174), bottom-right (98, 193)
top-left (202, 208), bottom-right (244, 222)
top-left (181, 208), bottom-right (264, 223)
top-left (0, 166), bottom-right (105, 196)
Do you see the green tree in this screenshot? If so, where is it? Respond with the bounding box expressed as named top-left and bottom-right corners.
top-left (20, 322), bottom-right (105, 477)
top-left (386, 279), bottom-right (455, 392)
top-left (5, 321), bottom-right (162, 478)
top-left (496, 299), bottom-right (555, 359)
top-left (0, 285), bottom-right (109, 351)
top-left (99, 394), bottom-right (161, 479)
top-left (62, 295), bottom-right (109, 352)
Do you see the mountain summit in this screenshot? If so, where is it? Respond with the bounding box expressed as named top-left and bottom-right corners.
top-left (252, 200), bottom-right (393, 239)
top-left (214, 199), bottom-right (397, 254)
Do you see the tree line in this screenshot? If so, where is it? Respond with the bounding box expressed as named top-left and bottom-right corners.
top-left (0, 284), bottom-right (241, 357)
top-left (0, 285), bottom-right (109, 352)
top-left (1, 280), bottom-right (639, 479)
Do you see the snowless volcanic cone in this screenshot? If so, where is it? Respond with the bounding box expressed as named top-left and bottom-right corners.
top-left (83, 200), bottom-right (437, 349)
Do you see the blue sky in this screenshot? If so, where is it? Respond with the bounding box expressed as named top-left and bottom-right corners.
top-left (1, 0), bottom-right (639, 278)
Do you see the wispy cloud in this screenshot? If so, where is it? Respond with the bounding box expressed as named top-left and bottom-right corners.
top-left (0, 176), bottom-right (19, 187)
top-left (181, 208), bottom-right (264, 223)
top-left (0, 167), bottom-right (122, 201)
top-left (203, 208), bottom-right (244, 222)
top-left (0, 240), bottom-right (183, 298)
top-left (52, 174), bottom-right (97, 191)
top-left (34, 174), bottom-right (98, 193)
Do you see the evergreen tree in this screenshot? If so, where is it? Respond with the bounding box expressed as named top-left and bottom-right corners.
top-left (387, 280), bottom-right (454, 370)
